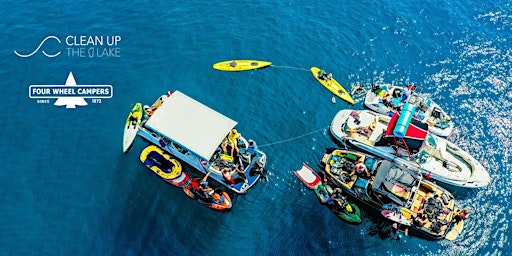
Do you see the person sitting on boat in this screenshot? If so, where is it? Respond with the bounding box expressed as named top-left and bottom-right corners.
top-left (382, 93), bottom-right (396, 109)
top-left (454, 208), bottom-right (469, 223)
top-left (198, 180), bottom-right (215, 199)
top-left (145, 99), bottom-right (163, 116)
top-left (212, 191), bottom-right (224, 204)
top-left (401, 84), bottom-right (415, 102)
top-left (221, 167), bottom-right (236, 185)
top-left (347, 126), bottom-right (373, 137)
top-left (247, 139), bottom-right (258, 158)
top-left (250, 161), bottom-right (268, 180)
top-left (318, 69), bottom-right (331, 81)
top-left (229, 61), bottom-right (237, 67)
top-left (413, 213), bottom-right (428, 227)
top-left (235, 163), bottom-right (248, 184)
top-left (128, 111), bottom-right (141, 127)
top-left (350, 161), bottom-right (371, 178)
top-left (227, 129), bottom-right (241, 153)
top-left (221, 140), bottom-right (236, 159)
top-left (330, 188), bottom-right (345, 205)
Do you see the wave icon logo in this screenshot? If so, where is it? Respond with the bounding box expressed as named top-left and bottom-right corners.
top-left (14, 35), bottom-right (61, 58)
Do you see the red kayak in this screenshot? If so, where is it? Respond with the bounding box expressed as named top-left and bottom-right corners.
top-left (183, 178), bottom-right (232, 211)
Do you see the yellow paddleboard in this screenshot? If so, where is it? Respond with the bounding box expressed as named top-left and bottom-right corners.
top-left (445, 220), bottom-right (464, 241)
top-left (310, 67), bottom-right (355, 104)
top-left (213, 60), bottom-right (272, 71)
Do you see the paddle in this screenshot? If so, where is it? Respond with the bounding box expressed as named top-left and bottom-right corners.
top-left (327, 73), bottom-right (336, 104)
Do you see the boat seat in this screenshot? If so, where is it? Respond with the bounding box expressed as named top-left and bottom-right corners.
top-left (384, 181), bottom-right (411, 199)
top-left (353, 178), bottom-right (371, 198)
top-left (385, 167), bottom-right (417, 187)
top-left (364, 157), bottom-right (377, 173)
top-left (354, 177), bottom-right (369, 188)
top-left (369, 128), bottom-right (383, 142)
top-left (412, 195), bottom-right (425, 212)
top-left (437, 121), bottom-right (451, 129)
top-left (400, 208), bottom-right (413, 220)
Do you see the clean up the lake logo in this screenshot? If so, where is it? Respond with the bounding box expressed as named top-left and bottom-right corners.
top-left (14, 35), bottom-right (121, 58)
top-left (29, 72), bottom-right (113, 108)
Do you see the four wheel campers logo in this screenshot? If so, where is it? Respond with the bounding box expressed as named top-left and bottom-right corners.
top-left (29, 72), bottom-right (113, 108)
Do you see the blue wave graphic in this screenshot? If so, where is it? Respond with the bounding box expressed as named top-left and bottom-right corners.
top-left (14, 35), bottom-right (61, 57)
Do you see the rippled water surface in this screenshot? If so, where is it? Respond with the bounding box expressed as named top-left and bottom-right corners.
top-left (0, 1), bottom-right (510, 255)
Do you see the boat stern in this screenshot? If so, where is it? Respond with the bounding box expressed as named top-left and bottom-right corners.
top-left (330, 110), bottom-right (352, 142)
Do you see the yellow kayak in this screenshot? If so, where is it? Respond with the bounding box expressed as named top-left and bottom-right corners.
top-left (311, 67), bottom-right (355, 104)
top-left (213, 60), bottom-right (272, 71)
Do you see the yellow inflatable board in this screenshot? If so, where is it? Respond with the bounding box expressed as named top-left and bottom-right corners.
top-left (310, 67), bottom-right (355, 104)
top-left (213, 60), bottom-right (272, 71)
top-left (445, 220), bottom-right (464, 241)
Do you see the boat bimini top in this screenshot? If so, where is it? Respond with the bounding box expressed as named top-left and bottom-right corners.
top-left (144, 91), bottom-right (238, 161)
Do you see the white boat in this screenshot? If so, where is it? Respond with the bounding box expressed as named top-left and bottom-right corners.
top-left (364, 84), bottom-right (454, 137)
top-left (136, 91), bottom-right (267, 194)
top-left (329, 107), bottom-right (490, 188)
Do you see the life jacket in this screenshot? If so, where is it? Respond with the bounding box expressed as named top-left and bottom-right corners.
top-left (220, 154), bottom-right (234, 163)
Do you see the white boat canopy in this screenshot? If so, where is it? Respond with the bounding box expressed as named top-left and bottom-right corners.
top-left (145, 91), bottom-right (238, 161)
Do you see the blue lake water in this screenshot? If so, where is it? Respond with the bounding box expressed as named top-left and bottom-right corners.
top-left (1, 1), bottom-right (510, 255)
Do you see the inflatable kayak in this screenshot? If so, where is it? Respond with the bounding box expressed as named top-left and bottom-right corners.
top-left (213, 60), bottom-right (272, 71)
top-left (122, 103), bottom-right (143, 153)
top-left (310, 67), bottom-right (355, 104)
top-left (183, 178), bottom-right (232, 211)
top-left (445, 220), bottom-right (464, 241)
top-left (295, 163), bottom-right (331, 203)
top-left (140, 145), bottom-right (192, 187)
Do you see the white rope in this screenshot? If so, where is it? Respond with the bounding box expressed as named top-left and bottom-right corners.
top-left (258, 126), bottom-right (330, 148)
top-left (270, 65), bottom-right (309, 72)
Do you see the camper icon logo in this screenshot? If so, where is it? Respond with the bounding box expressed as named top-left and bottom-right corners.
top-left (28, 72), bottom-right (113, 108)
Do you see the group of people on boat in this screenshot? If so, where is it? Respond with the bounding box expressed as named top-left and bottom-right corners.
top-left (194, 173), bottom-right (226, 204)
top-left (327, 187), bottom-right (351, 212)
top-left (191, 173), bottom-right (226, 204)
top-left (392, 207), bottom-right (469, 240)
top-left (217, 129), bottom-right (247, 184)
top-left (216, 129), bottom-right (264, 186)
top-left (371, 84), bottom-right (416, 114)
